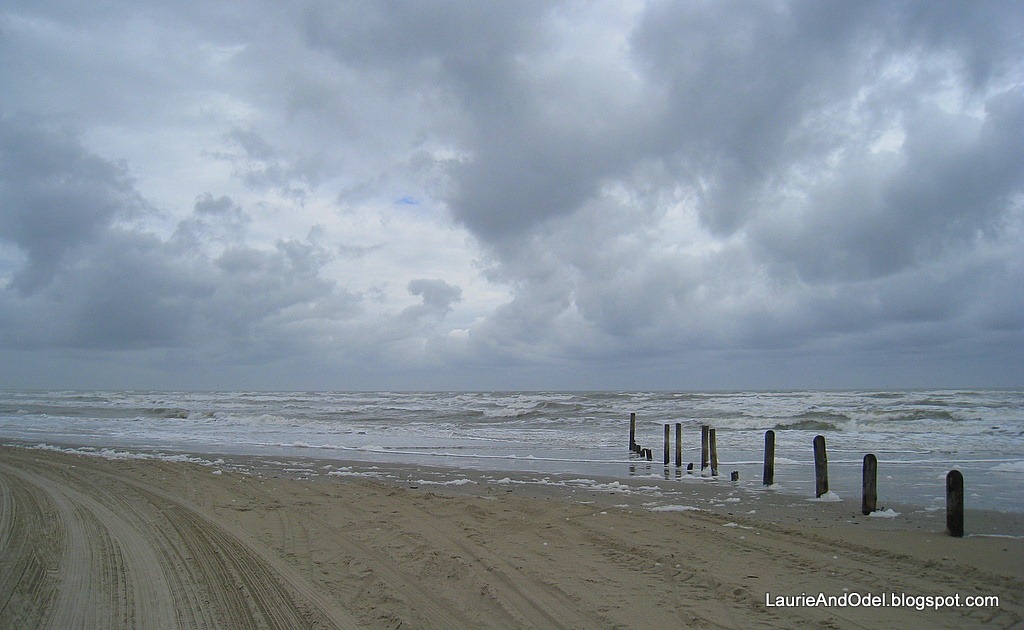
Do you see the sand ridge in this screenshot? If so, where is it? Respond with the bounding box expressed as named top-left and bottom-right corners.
top-left (1, 445), bottom-right (1021, 628)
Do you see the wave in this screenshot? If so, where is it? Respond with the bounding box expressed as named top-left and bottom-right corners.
top-left (152, 407), bottom-right (191, 419)
top-left (776, 419), bottom-right (841, 432)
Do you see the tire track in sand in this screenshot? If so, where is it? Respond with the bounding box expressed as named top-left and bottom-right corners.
top-left (0, 462), bottom-right (63, 626)
top-left (0, 450), bottom-right (360, 629)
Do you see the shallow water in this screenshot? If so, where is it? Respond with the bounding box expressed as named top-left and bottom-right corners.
top-left (1, 390), bottom-right (1021, 511)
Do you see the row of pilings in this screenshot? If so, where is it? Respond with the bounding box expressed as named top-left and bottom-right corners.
top-left (628, 413), bottom-right (965, 537)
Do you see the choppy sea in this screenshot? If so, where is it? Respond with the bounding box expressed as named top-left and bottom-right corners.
top-left (1, 390), bottom-right (1022, 512)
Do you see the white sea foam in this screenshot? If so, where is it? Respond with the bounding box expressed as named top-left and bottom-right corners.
top-left (326, 470), bottom-right (387, 478)
top-left (774, 457), bottom-right (803, 465)
top-left (410, 478), bottom-right (476, 486)
top-left (807, 491), bottom-right (842, 503)
top-left (992, 461), bottom-right (1024, 473)
top-left (868, 509), bottom-right (900, 518)
top-left (566, 480), bottom-right (633, 492)
top-left (27, 443), bottom-right (219, 466)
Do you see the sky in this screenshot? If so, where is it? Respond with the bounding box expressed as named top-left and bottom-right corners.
top-left (0, 1), bottom-right (1022, 391)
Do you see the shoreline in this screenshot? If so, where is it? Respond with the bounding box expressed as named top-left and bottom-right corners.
top-left (11, 438), bottom-right (1024, 536)
top-left (3, 389), bottom-right (1021, 515)
top-left (2, 444), bottom-right (1022, 628)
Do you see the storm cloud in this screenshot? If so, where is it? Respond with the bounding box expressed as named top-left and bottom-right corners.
top-left (0, 1), bottom-right (1021, 389)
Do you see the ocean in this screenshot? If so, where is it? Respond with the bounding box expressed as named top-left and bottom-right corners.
top-left (1, 390), bottom-right (1022, 512)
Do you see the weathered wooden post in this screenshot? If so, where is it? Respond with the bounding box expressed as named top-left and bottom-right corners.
top-left (663, 424), bottom-right (671, 465)
top-left (675, 423), bottom-right (682, 468)
top-left (709, 428), bottom-right (719, 477)
top-left (644, 448), bottom-right (653, 462)
top-left (629, 413), bottom-right (637, 453)
top-left (862, 454), bottom-right (878, 515)
top-left (763, 430), bottom-right (775, 486)
top-left (730, 471), bottom-right (739, 482)
top-left (701, 425), bottom-right (710, 472)
top-left (813, 435), bottom-right (829, 497)
top-left (946, 470), bottom-right (964, 537)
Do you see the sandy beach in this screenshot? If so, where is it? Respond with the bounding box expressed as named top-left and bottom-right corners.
top-left (1, 445), bottom-right (1021, 628)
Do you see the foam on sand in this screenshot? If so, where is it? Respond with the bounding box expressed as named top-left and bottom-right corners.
top-left (807, 490), bottom-right (842, 503)
top-left (868, 508), bottom-right (900, 518)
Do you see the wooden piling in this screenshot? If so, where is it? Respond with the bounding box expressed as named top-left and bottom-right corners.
top-left (813, 435), bottom-right (829, 498)
top-left (862, 454), bottom-right (877, 515)
top-left (643, 448), bottom-right (653, 462)
top-left (730, 471), bottom-right (739, 482)
top-left (674, 423), bottom-right (682, 468)
top-left (946, 470), bottom-right (964, 537)
top-left (709, 428), bottom-right (719, 477)
top-left (663, 424), bottom-right (671, 465)
top-left (700, 425), bottom-right (709, 471)
top-left (763, 430), bottom-right (775, 486)
top-left (629, 413), bottom-right (637, 453)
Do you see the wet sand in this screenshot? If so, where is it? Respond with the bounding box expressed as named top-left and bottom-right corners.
top-left (1, 445), bottom-right (1021, 628)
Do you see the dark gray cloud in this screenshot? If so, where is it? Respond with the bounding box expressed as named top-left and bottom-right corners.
top-left (0, 116), bottom-right (146, 293)
top-left (426, 1), bottom-right (1023, 379)
top-left (750, 88), bottom-right (1024, 282)
top-left (0, 117), bottom-right (362, 362)
top-left (407, 278), bottom-right (461, 313)
top-left (303, 0), bottom-right (640, 241)
top-left (0, 0), bottom-right (1020, 389)
top-left (218, 127), bottom-right (322, 200)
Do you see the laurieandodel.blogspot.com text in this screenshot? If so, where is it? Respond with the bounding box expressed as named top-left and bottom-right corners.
top-left (765, 592), bottom-right (999, 611)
